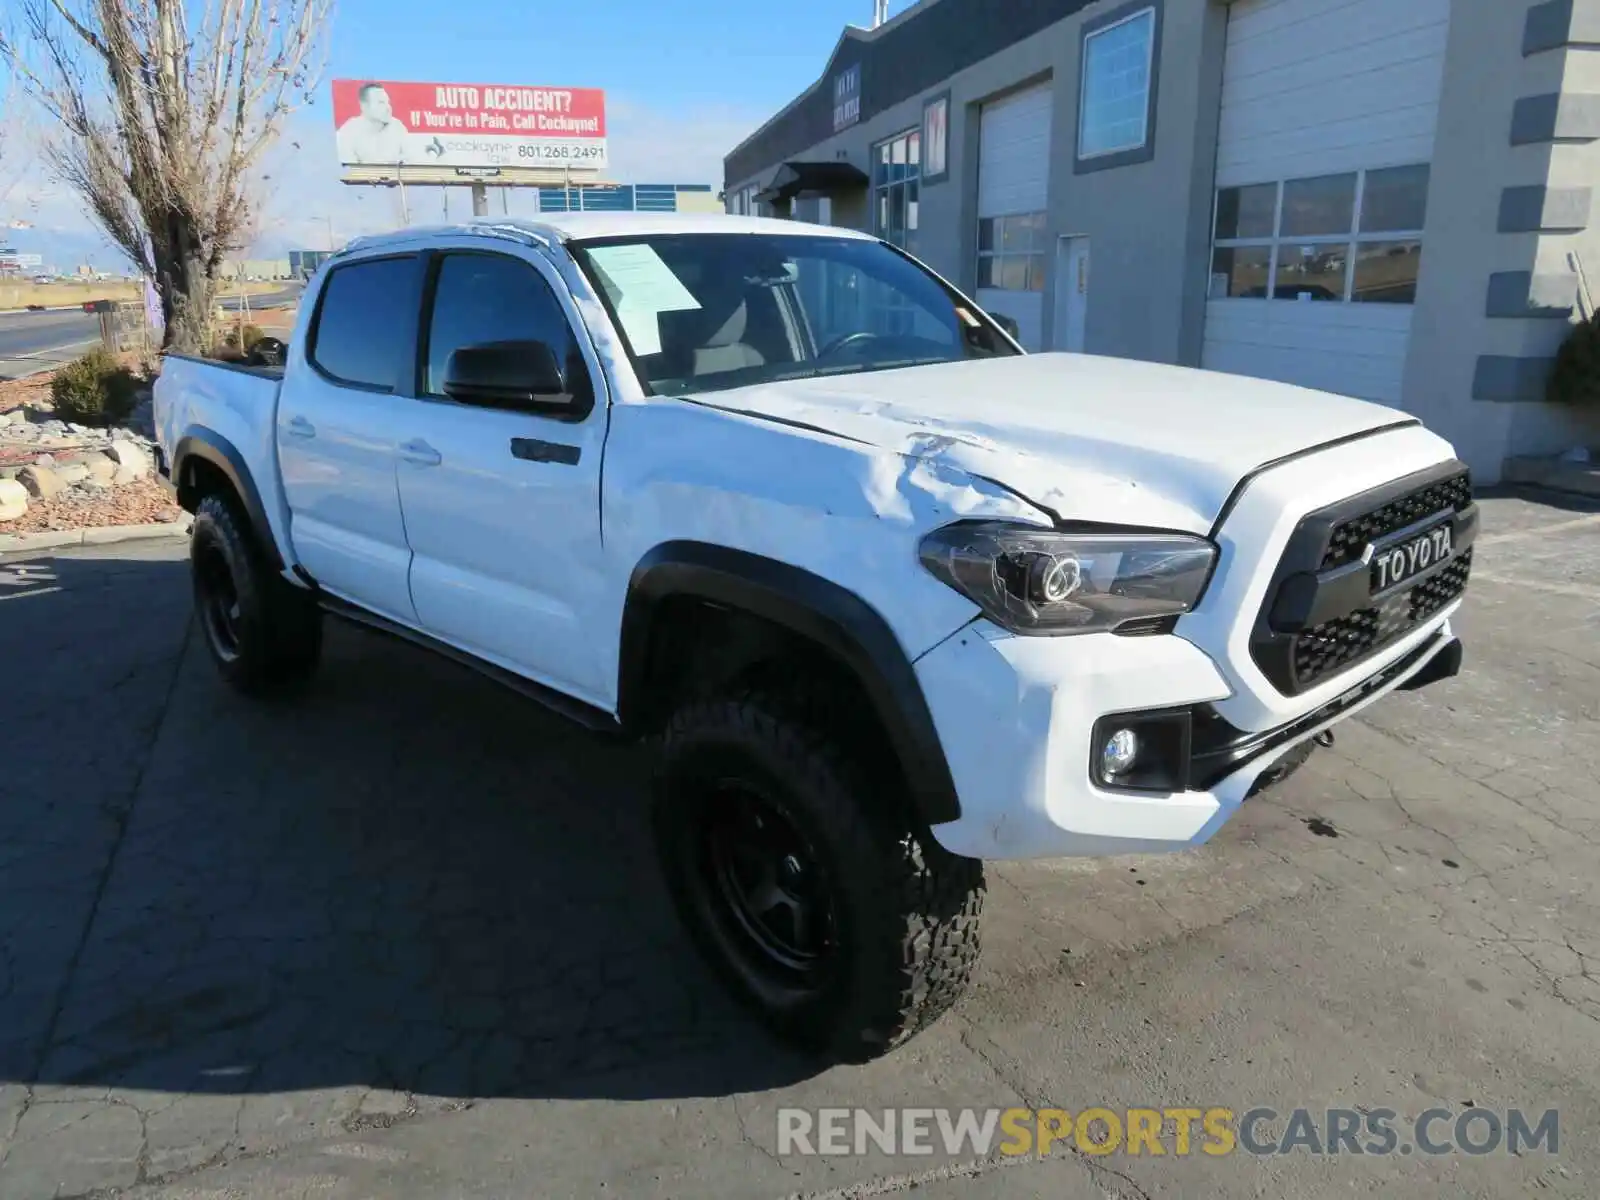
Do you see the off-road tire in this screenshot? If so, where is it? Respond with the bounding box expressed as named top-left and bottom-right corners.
top-left (190, 492), bottom-right (322, 694)
top-left (652, 690), bottom-right (985, 1062)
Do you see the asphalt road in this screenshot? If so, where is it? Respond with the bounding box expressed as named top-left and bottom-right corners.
top-left (0, 310), bottom-right (101, 379)
top-left (219, 286), bottom-right (301, 311)
top-left (0, 288), bottom-right (300, 379)
top-left (0, 491), bottom-right (1595, 1198)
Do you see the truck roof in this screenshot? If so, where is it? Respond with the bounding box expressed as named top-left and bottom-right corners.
top-left (341, 212), bottom-right (876, 257)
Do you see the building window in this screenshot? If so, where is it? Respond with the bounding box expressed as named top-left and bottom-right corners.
top-left (922, 92), bottom-right (951, 184)
top-left (1209, 164), bottom-right (1431, 304)
top-left (873, 129), bottom-right (921, 252)
top-left (1078, 5), bottom-right (1157, 164)
top-left (977, 212), bottom-right (1047, 292)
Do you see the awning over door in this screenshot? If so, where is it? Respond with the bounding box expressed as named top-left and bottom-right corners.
top-left (755, 161), bottom-right (869, 205)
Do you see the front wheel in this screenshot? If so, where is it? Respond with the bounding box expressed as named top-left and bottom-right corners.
top-left (652, 692), bottom-right (985, 1062)
top-left (190, 493), bottom-right (322, 695)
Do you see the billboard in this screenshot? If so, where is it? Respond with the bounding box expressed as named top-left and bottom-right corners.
top-left (331, 80), bottom-right (607, 171)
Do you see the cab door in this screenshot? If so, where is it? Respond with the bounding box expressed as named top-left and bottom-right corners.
top-left (278, 254), bottom-right (424, 623)
top-left (392, 247), bottom-right (612, 707)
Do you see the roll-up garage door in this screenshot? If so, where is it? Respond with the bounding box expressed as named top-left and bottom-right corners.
top-left (1201, 0), bottom-right (1450, 403)
top-left (976, 83), bottom-right (1053, 351)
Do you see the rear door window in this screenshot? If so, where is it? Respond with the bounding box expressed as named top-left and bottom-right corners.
top-left (309, 256), bottom-right (420, 390)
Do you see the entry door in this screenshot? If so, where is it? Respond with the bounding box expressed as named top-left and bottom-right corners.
top-left (278, 253), bottom-right (423, 624)
top-left (394, 248), bottom-right (611, 707)
top-left (1053, 237), bottom-right (1090, 352)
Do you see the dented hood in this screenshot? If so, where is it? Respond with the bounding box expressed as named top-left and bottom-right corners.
top-left (693, 352), bottom-right (1412, 533)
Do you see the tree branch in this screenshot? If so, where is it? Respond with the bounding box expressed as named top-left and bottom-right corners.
top-left (2, 0), bottom-right (333, 350)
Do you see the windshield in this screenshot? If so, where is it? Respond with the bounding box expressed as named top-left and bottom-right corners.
top-left (570, 233), bottom-right (1020, 396)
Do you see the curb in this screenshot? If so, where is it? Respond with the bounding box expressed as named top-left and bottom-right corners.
top-left (0, 514), bottom-right (192, 555)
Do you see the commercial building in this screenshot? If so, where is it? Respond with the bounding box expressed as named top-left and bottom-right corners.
top-left (535, 182), bottom-right (721, 214)
top-left (290, 249), bottom-right (338, 279)
top-left (220, 258), bottom-right (293, 281)
top-left (723, 0), bottom-right (1600, 481)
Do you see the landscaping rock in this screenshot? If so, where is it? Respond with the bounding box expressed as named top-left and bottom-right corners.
top-left (17, 464), bottom-right (65, 500)
top-left (106, 440), bottom-right (153, 480)
top-left (82, 453), bottom-right (117, 485)
top-left (56, 463), bottom-right (90, 486)
top-left (33, 454), bottom-right (56, 467)
top-left (0, 478), bottom-right (27, 521)
top-left (0, 411), bottom-right (15, 428)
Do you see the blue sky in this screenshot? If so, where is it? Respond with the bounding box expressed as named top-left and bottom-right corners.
top-left (323, 0), bottom-right (881, 113)
top-left (2, 0), bottom-right (909, 269)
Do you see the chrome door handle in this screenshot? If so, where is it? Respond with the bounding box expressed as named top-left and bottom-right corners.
top-left (285, 415), bottom-right (316, 439)
top-left (399, 439), bottom-right (442, 468)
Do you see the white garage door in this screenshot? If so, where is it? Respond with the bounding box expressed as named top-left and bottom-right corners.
top-left (976, 83), bottom-right (1053, 350)
top-left (1201, 0), bottom-right (1450, 402)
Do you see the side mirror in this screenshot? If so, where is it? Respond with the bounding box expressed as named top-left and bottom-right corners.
top-left (248, 336), bottom-right (286, 367)
top-left (443, 339), bottom-right (571, 410)
top-left (987, 311), bottom-right (1021, 341)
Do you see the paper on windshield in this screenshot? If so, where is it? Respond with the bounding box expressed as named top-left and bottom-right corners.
top-left (615, 304), bottom-right (664, 356)
top-left (587, 244), bottom-right (701, 358)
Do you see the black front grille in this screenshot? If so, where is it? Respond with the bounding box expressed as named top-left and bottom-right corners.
top-left (1293, 550), bottom-right (1473, 688)
top-left (1320, 472), bottom-right (1472, 570)
top-left (1249, 460), bottom-right (1478, 696)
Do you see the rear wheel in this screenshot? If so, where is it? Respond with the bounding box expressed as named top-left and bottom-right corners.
top-left (653, 690), bottom-right (984, 1062)
top-left (190, 493), bottom-right (322, 694)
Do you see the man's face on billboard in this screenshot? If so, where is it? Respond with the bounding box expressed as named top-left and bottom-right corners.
top-left (360, 88), bottom-right (392, 121)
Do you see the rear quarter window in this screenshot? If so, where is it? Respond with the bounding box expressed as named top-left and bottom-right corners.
top-left (309, 256), bottom-right (420, 390)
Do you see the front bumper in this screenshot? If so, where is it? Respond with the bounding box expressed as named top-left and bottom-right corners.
top-left (916, 611), bottom-right (1461, 862)
top-left (916, 431), bottom-right (1475, 862)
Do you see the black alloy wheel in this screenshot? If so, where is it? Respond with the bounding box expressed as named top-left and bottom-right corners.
top-left (194, 537), bottom-right (243, 662)
top-left (701, 781), bottom-right (837, 984)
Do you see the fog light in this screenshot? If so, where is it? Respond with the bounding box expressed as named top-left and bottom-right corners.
top-left (1102, 728), bottom-right (1140, 776)
top-left (1091, 709), bottom-right (1193, 792)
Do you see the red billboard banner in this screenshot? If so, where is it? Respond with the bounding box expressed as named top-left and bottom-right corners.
top-left (331, 79), bottom-right (608, 170)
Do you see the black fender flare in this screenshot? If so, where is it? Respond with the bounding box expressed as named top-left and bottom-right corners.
top-left (619, 541), bottom-right (961, 826)
top-left (172, 427), bottom-right (284, 571)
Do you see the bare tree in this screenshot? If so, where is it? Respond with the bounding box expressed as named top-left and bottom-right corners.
top-left (2, 0), bottom-right (332, 351)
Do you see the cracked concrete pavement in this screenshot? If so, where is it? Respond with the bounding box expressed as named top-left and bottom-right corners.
top-left (0, 490), bottom-right (1595, 1198)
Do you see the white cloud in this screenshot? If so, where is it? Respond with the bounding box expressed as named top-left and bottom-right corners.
top-left (603, 97), bottom-right (761, 187)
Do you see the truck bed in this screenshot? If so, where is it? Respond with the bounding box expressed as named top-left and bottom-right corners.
top-left (153, 351), bottom-right (292, 567)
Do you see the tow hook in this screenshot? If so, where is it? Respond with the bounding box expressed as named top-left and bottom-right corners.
top-left (1314, 730), bottom-right (1336, 748)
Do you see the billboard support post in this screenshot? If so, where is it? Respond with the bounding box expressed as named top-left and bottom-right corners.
top-left (471, 183), bottom-right (488, 217)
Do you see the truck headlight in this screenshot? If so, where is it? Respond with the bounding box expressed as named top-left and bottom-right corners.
top-left (918, 521), bottom-right (1218, 635)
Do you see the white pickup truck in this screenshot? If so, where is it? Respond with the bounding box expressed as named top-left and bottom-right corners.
top-left (154, 212), bottom-right (1475, 1061)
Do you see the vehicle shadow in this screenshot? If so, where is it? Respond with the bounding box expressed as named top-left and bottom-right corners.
top-left (0, 549), bottom-right (819, 1104)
